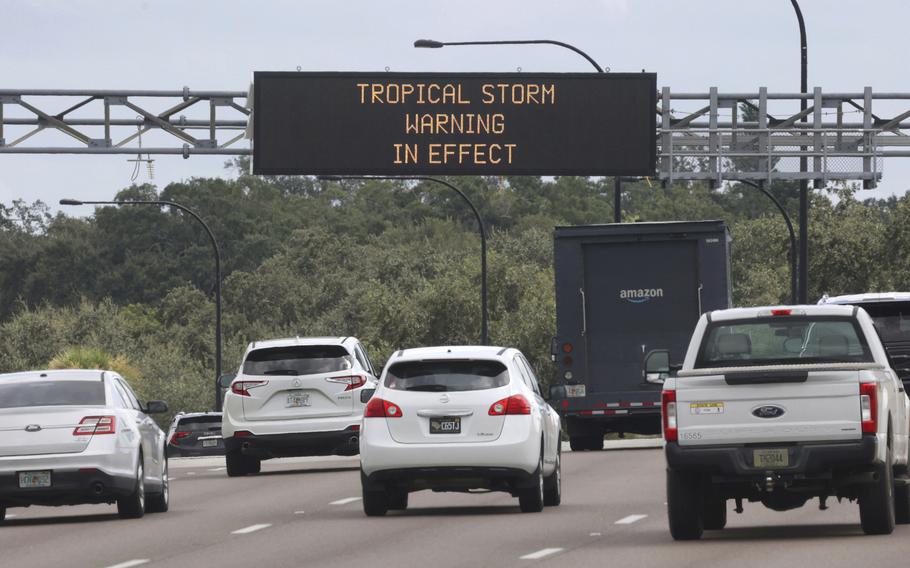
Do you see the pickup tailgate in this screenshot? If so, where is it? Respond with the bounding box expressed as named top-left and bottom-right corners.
top-left (676, 368), bottom-right (862, 446)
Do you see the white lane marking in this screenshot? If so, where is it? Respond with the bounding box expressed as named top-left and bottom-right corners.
top-left (231, 523), bottom-right (272, 535)
top-left (185, 472), bottom-right (197, 476)
top-left (294, 510), bottom-right (306, 515)
top-left (329, 497), bottom-right (362, 505)
top-left (6, 514), bottom-right (17, 519)
top-left (520, 548), bottom-right (563, 560)
top-left (589, 532), bottom-right (601, 536)
top-left (209, 467), bottom-right (225, 471)
top-left (615, 514), bottom-right (648, 525)
top-left (104, 560), bottom-right (150, 568)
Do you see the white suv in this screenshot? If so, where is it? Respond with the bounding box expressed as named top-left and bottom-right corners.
top-left (359, 346), bottom-right (562, 516)
top-left (220, 337), bottom-right (378, 477)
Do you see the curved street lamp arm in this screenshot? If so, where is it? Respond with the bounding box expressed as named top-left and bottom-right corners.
top-left (417, 38), bottom-right (604, 73)
top-left (740, 181), bottom-right (798, 304)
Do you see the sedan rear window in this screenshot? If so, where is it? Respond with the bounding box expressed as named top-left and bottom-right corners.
top-left (385, 360), bottom-right (509, 392)
top-left (175, 416), bottom-right (222, 431)
top-left (242, 345), bottom-right (353, 376)
top-left (0, 380), bottom-right (106, 409)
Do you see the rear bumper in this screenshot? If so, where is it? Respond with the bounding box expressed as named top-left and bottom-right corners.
top-left (665, 435), bottom-right (878, 477)
top-left (0, 469), bottom-right (135, 507)
top-left (363, 466), bottom-right (537, 492)
top-left (167, 443), bottom-right (225, 458)
top-left (224, 427), bottom-right (360, 459)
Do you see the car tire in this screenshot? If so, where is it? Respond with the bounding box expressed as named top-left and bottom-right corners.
top-left (388, 490), bottom-right (409, 511)
top-left (569, 435), bottom-right (601, 452)
top-left (859, 449), bottom-right (896, 535)
top-left (667, 468), bottom-right (703, 540)
top-left (117, 459), bottom-right (146, 519)
top-left (361, 470), bottom-right (388, 517)
top-left (0, 506), bottom-right (6, 523)
top-left (702, 495), bottom-right (727, 530)
top-left (519, 454), bottom-right (545, 513)
top-left (146, 457), bottom-right (169, 513)
top-left (226, 450), bottom-right (258, 477)
top-left (544, 445), bottom-right (562, 507)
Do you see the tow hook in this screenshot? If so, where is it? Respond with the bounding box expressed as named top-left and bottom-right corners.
top-left (765, 474), bottom-right (775, 492)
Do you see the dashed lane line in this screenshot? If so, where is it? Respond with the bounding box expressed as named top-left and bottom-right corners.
top-left (520, 548), bottom-right (564, 560)
top-left (209, 467), bottom-right (225, 471)
top-left (615, 514), bottom-right (648, 525)
top-left (294, 510), bottom-right (306, 515)
top-left (329, 497), bottom-right (362, 505)
top-left (231, 523), bottom-right (272, 535)
top-left (104, 560), bottom-right (150, 568)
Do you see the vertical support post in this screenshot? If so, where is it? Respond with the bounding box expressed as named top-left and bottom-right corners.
top-left (613, 177), bottom-right (621, 223)
top-left (793, 0), bottom-right (809, 304)
top-left (863, 87), bottom-right (873, 189)
top-left (709, 87), bottom-right (719, 185)
top-left (0, 99), bottom-right (4, 146)
top-left (813, 87), bottom-right (823, 187)
top-left (209, 99), bottom-right (217, 145)
top-left (758, 87), bottom-right (769, 183)
top-left (103, 99), bottom-right (111, 145)
top-left (661, 87), bottom-right (672, 186)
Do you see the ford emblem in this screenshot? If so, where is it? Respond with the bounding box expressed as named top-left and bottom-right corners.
top-left (752, 405), bottom-right (786, 419)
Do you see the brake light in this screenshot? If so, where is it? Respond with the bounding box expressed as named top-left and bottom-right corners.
top-left (771, 309), bottom-right (792, 316)
top-left (488, 394), bottom-right (532, 416)
top-left (662, 390), bottom-right (678, 442)
top-left (860, 383), bottom-right (877, 434)
top-left (364, 397), bottom-right (402, 418)
top-left (170, 431), bottom-right (191, 445)
top-left (231, 380), bottom-right (267, 397)
top-left (73, 416), bottom-right (116, 436)
top-left (234, 430), bottom-right (253, 438)
top-left (325, 375), bottom-right (367, 391)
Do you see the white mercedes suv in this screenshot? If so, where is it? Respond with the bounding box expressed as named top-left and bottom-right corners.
top-left (0, 369), bottom-right (170, 521)
top-left (220, 337), bottom-right (379, 477)
top-left (359, 346), bottom-right (562, 516)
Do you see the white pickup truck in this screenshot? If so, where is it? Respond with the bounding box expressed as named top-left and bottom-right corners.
top-left (652, 305), bottom-right (910, 540)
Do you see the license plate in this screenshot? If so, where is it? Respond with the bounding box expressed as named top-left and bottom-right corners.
top-left (287, 391), bottom-right (310, 408)
top-left (429, 416), bottom-right (461, 434)
top-left (565, 385), bottom-right (586, 398)
top-left (19, 470), bottom-right (52, 488)
top-left (753, 448), bottom-right (789, 468)
top-left (202, 439), bottom-right (218, 447)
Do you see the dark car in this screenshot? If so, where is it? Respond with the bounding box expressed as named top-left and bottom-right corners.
top-left (166, 412), bottom-right (224, 457)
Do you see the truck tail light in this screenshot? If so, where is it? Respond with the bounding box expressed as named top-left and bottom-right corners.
top-left (771, 309), bottom-right (792, 316)
top-left (170, 431), bottom-right (191, 445)
top-left (74, 416), bottom-right (116, 436)
top-left (325, 375), bottom-right (366, 391)
top-left (231, 380), bottom-right (267, 397)
top-left (662, 390), bottom-right (678, 442)
top-left (860, 383), bottom-right (877, 434)
top-left (364, 397), bottom-right (402, 418)
top-left (488, 394), bottom-right (532, 416)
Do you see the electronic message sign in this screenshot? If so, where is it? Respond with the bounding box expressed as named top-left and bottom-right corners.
top-left (252, 71), bottom-right (656, 176)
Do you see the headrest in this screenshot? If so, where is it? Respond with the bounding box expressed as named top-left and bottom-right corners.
top-left (717, 333), bottom-right (751, 356)
top-left (818, 334), bottom-right (849, 356)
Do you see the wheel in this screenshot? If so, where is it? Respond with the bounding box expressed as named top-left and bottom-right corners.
top-left (569, 436), bottom-right (586, 452)
top-left (361, 470), bottom-right (388, 517)
top-left (117, 458), bottom-right (146, 519)
top-left (702, 495), bottom-right (727, 530)
top-left (226, 450), bottom-right (259, 477)
top-left (666, 468), bottom-right (703, 540)
top-left (859, 450), bottom-right (896, 535)
top-left (519, 454), bottom-right (545, 513)
top-left (586, 435), bottom-right (603, 451)
top-left (895, 480), bottom-right (910, 525)
top-left (569, 435), bottom-right (601, 452)
top-left (146, 457), bottom-right (169, 513)
top-left (544, 445), bottom-right (562, 507)
top-left (0, 506), bottom-right (6, 523)
top-left (388, 490), bottom-right (409, 511)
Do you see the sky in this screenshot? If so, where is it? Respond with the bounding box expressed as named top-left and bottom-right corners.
top-left (2, 0), bottom-right (910, 214)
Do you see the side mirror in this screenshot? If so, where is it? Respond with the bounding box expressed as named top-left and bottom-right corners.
top-left (360, 388), bottom-right (376, 404)
top-left (548, 384), bottom-right (567, 401)
top-left (218, 373), bottom-right (236, 389)
top-left (145, 400), bottom-right (168, 414)
top-left (643, 349), bottom-right (670, 384)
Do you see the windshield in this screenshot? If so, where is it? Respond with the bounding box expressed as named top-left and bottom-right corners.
top-left (0, 380), bottom-right (106, 409)
top-left (385, 360), bottom-right (510, 392)
top-left (175, 416), bottom-right (222, 432)
top-left (696, 316), bottom-right (873, 368)
top-left (242, 345), bottom-right (353, 376)
top-left (860, 302), bottom-right (910, 344)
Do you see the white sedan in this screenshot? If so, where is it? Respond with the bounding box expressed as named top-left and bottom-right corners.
top-left (359, 346), bottom-right (562, 515)
top-left (0, 369), bottom-right (170, 521)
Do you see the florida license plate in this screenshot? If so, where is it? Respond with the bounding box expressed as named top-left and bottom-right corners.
top-left (19, 470), bottom-right (52, 488)
top-left (202, 439), bottom-right (218, 447)
top-left (429, 417), bottom-right (461, 434)
top-left (753, 448), bottom-right (789, 468)
top-left (287, 391), bottom-right (310, 408)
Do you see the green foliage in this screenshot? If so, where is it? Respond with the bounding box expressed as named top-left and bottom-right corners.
top-left (48, 346), bottom-right (140, 383)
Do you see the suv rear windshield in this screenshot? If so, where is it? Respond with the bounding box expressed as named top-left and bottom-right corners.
top-left (242, 345), bottom-right (352, 376)
top-left (385, 360), bottom-right (509, 392)
top-left (175, 416), bottom-right (222, 431)
top-left (696, 316), bottom-right (873, 368)
top-left (0, 380), bottom-right (106, 409)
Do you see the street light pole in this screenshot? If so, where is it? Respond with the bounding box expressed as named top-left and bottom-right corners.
top-left (60, 198), bottom-right (224, 410)
top-left (791, 0), bottom-right (809, 304)
top-left (739, 181), bottom-right (798, 304)
top-left (413, 38), bottom-right (626, 222)
top-left (318, 176), bottom-right (489, 346)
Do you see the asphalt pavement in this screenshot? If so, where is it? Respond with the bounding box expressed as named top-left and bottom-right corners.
top-left (1, 441), bottom-right (907, 568)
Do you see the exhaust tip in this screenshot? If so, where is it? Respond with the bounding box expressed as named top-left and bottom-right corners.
top-left (91, 482), bottom-right (105, 495)
top-left (350, 436), bottom-right (359, 445)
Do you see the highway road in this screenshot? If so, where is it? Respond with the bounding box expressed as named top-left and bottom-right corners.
top-left (1, 441), bottom-right (907, 568)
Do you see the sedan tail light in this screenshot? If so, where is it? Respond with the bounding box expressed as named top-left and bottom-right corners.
top-left (325, 375), bottom-right (367, 391)
top-left (662, 390), bottom-right (677, 442)
top-left (488, 395), bottom-right (532, 416)
top-left (73, 416), bottom-right (116, 436)
top-left (170, 431), bottom-right (191, 445)
top-left (364, 397), bottom-right (402, 418)
top-left (231, 380), bottom-right (268, 397)
top-left (860, 382), bottom-right (877, 434)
